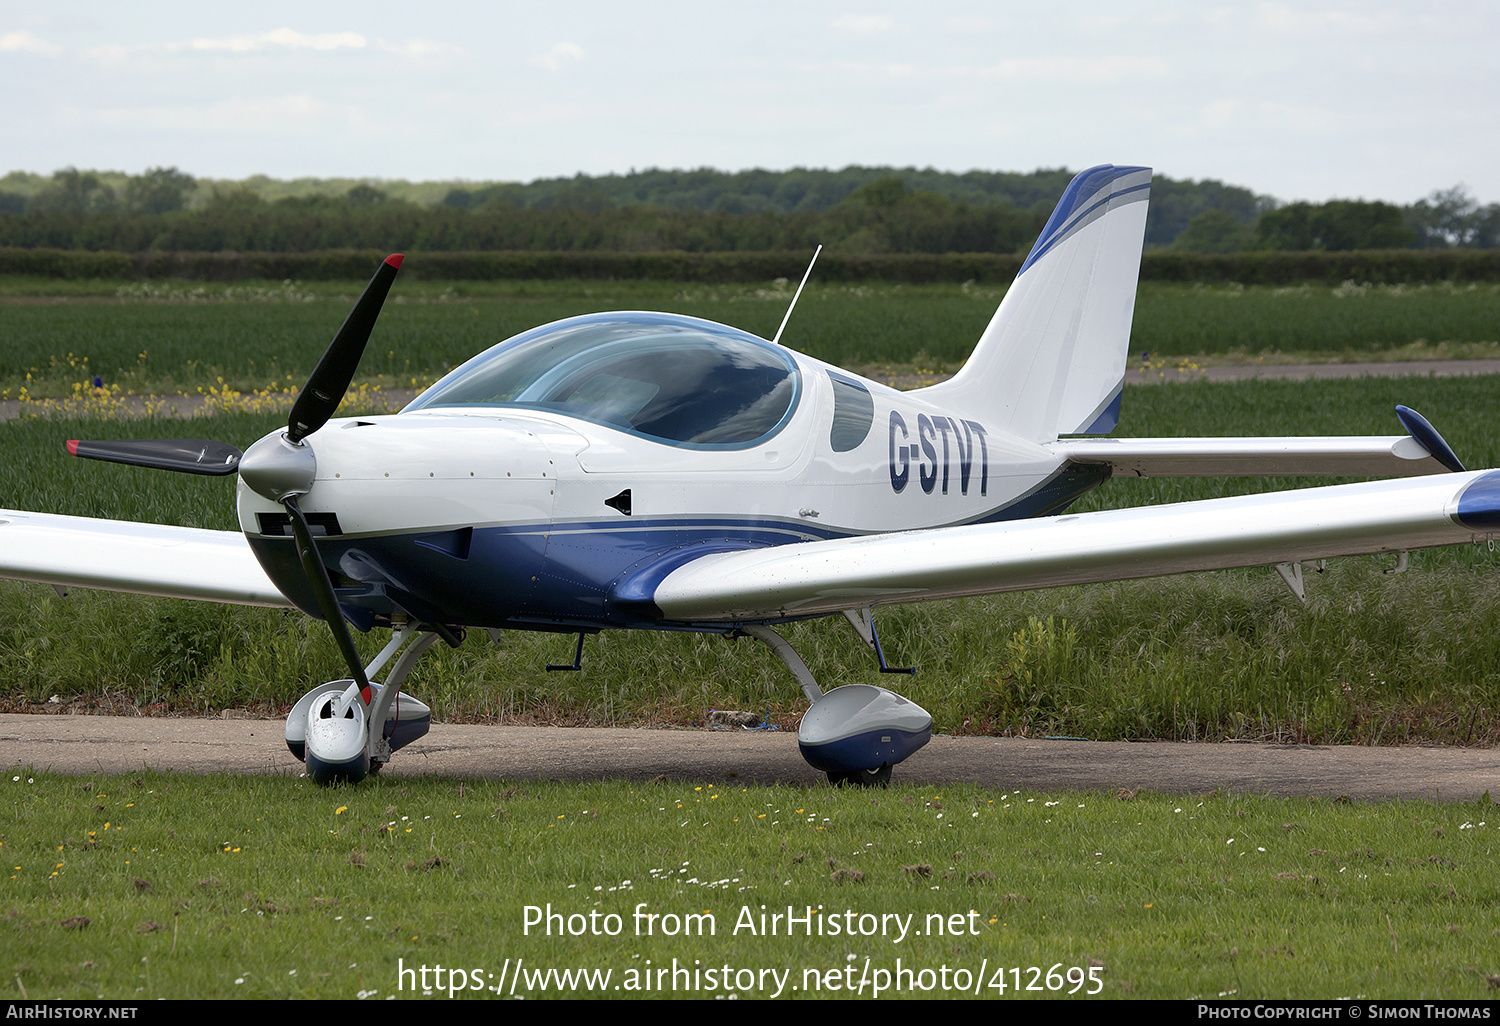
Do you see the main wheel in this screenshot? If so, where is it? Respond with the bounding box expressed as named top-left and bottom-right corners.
top-left (827, 764), bottom-right (891, 788)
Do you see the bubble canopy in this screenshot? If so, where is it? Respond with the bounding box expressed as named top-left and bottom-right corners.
top-left (405, 313), bottom-right (801, 449)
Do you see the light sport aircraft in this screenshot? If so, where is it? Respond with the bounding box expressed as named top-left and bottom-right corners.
top-left (3, 164), bottom-right (1498, 786)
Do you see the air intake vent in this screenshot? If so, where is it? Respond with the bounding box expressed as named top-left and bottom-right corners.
top-left (256, 511), bottom-right (343, 537)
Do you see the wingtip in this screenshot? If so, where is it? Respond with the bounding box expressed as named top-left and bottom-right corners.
top-left (66, 439), bottom-right (79, 456)
top-left (384, 253), bottom-right (404, 269)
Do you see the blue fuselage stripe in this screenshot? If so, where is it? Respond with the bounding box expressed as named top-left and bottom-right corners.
top-left (249, 465), bottom-right (1106, 632)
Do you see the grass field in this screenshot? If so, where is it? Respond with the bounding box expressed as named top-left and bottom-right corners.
top-left (3, 279), bottom-right (1498, 398)
top-left (3, 771), bottom-right (1496, 1000)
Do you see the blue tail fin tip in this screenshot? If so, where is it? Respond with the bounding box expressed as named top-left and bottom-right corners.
top-left (1020, 165), bottom-right (1152, 275)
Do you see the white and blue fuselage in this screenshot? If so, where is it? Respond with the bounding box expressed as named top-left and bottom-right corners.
top-left (236, 310), bottom-right (1090, 634)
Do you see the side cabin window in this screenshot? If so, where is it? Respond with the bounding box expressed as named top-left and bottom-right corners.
top-left (827, 371), bottom-right (874, 452)
top-left (405, 313), bottom-right (801, 449)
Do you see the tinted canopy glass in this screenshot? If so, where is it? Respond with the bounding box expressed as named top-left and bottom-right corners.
top-left (827, 371), bottom-right (874, 452)
top-left (406, 313), bottom-right (800, 448)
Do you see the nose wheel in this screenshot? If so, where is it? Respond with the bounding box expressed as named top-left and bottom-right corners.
top-left (303, 685), bottom-right (371, 785)
top-left (284, 624), bottom-right (441, 784)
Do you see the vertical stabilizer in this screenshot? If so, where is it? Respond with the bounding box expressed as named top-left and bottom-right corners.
top-left (918, 165), bottom-right (1151, 442)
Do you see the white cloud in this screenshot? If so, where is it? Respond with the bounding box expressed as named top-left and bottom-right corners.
top-left (1199, 100), bottom-right (1240, 128)
top-left (0, 30), bottom-right (61, 55)
top-left (966, 56), bottom-right (1170, 83)
top-left (79, 30), bottom-right (453, 66)
top-left (831, 14), bottom-right (896, 35)
top-left (528, 42), bottom-right (585, 72)
top-left (1072, 14), bottom-right (1131, 32)
top-left (186, 28), bottom-right (367, 53)
top-left (1255, 3), bottom-right (1400, 35)
top-left (811, 60), bottom-right (919, 80)
top-left (376, 38), bottom-right (468, 60)
top-left (487, 99), bottom-right (595, 130)
top-left (797, 54), bottom-right (1166, 85)
top-left (1254, 100), bottom-right (1339, 133)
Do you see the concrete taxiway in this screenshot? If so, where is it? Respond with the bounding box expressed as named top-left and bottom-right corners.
top-left (3, 714), bottom-right (1496, 801)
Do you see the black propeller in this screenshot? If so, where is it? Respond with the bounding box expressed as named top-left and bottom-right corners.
top-left (288, 253), bottom-right (403, 442)
top-left (285, 496), bottom-right (371, 696)
top-left (66, 254), bottom-right (406, 691)
top-left (66, 254), bottom-right (404, 477)
top-left (65, 437), bottom-right (242, 475)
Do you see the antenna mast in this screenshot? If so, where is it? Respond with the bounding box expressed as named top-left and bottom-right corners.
top-left (772, 244), bottom-right (823, 345)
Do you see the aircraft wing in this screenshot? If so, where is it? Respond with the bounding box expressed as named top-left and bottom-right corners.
top-left (0, 509), bottom-right (292, 608)
top-left (1048, 434), bottom-right (1447, 477)
top-left (650, 470), bottom-right (1500, 621)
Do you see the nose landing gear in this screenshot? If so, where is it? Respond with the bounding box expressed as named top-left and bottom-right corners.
top-left (284, 624), bottom-right (441, 784)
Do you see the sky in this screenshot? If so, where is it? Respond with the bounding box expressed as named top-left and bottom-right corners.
top-left (3, 1), bottom-right (1497, 205)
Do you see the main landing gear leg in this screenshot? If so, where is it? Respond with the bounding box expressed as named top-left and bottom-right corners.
top-left (285, 621), bottom-right (442, 784)
top-left (740, 624), bottom-right (932, 788)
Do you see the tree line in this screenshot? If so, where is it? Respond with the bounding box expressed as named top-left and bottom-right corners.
top-left (1172, 187), bottom-right (1500, 253)
top-left (0, 166), bottom-right (1494, 254)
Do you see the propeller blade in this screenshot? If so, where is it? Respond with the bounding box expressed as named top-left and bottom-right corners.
top-left (284, 497), bottom-right (371, 693)
top-left (66, 438), bottom-right (243, 476)
top-left (287, 253), bottom-right (404, 443)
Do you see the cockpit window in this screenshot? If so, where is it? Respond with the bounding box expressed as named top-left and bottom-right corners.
top-left (405, 312), bottom-right (800, 449)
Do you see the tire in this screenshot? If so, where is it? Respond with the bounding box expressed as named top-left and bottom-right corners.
top-left (827, 764), bottom-right (891, 788)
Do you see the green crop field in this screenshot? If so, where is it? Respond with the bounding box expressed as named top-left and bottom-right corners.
top-left (3, 279), bottom-right (1498, 399)
top-left (1131, 281), bottom-right (1500, 358)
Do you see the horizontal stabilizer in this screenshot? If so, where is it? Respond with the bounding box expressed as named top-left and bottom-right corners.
top-left (1050, 434), bottom-right (1448, 478)
top-left (1053, 404), bottom-right (1466, 478)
